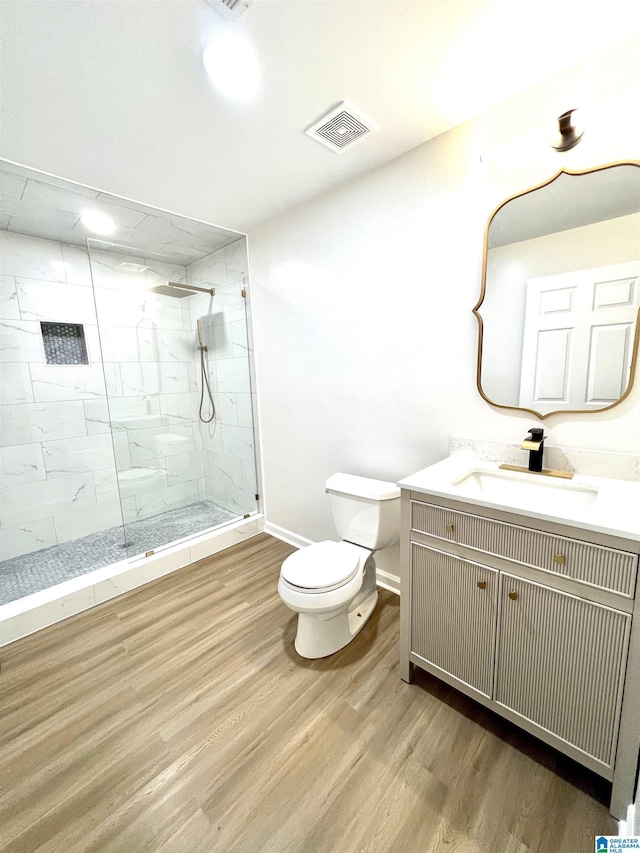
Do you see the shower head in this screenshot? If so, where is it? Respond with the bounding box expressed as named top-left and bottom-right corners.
top-left (148, 284), bottom-right (192, 298)
top-left (147, 281), bottom-right (215, 298)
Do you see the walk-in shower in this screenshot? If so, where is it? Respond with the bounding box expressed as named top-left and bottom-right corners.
top-left (0, 160), bottom-right (259, 639)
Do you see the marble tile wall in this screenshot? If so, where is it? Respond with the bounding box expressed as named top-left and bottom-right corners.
top-left (1, 230), bottom-right (257, 563)
top-left (0, 230), bottom-right (122, 560)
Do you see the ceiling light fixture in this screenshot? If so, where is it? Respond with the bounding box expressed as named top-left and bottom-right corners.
top-left (551, 109), bottom-right (584, 151)
top-left (202, 31), bottom-right (261, 102)
top-left (80, 209), bottom-right (116, 236)
top-left (117, 261), bottom-right (148, 273)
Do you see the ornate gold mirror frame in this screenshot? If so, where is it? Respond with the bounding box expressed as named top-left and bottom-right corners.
top-left (473, 161), bottom-right (640, 420)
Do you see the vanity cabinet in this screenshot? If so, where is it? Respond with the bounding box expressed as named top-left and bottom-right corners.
top-left (399, 489), bottom-right (640, 817)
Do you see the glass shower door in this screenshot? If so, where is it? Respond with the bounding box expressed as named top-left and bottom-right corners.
top-left (88, 235), bottom-right (258, 560)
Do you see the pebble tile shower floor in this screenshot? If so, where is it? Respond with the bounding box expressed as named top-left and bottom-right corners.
top-left (0, 500), bottom-right (237, 605)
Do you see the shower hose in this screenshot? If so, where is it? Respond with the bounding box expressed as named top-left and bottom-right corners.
top-left (199, 343), bottom-right (216, 423)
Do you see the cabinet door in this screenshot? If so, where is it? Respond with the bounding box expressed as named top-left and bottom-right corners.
top-left (495, 574), bottom-right (630, 769)
top-left (411, 544), bottom-right (498, 698)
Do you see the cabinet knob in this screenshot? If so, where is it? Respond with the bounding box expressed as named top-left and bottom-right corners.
top-left (445, 523), bottom-right (454, 533)
top-left (554, 554), bottom-right (566, 566)
top-left (477, 581), bottom-right (487, 590)
top-left (508, 591), bottom-right (518, 601)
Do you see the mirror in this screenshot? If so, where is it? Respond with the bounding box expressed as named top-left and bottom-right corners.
top-left (475, 162), bottom-right (640, 419)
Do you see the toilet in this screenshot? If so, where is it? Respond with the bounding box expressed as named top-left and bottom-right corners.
top-left (278, 473), bottom-right (401, 659)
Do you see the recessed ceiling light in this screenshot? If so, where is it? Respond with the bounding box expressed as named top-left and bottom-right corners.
top-left (202, 31), bottom-right (260, 102)
top-left (80, 209), bottom-right (116, 236)
top-left (117, 261), bottom-right (148, 273)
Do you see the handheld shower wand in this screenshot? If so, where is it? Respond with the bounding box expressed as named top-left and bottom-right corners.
top-left (197, 317), bottom-right (216, 423)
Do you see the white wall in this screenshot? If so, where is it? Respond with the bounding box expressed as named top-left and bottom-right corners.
top-left (248, 55), bottom-right (640, 552)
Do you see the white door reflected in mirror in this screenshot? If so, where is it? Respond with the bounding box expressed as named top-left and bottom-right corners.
top-left (519, 262), bottom-right (640, 412)
top-left (476, 162), bottom-right (640, 419)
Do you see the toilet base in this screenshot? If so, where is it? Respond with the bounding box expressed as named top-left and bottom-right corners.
top-left (293, 565), bottom-right (378, 659)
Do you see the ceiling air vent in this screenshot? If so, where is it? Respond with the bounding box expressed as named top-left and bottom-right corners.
top-left (305, 102), bottom-right (377, 153)
top-left (205, 0), bottom-right (253, 22)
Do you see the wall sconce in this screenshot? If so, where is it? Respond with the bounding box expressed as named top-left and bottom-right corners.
top-left (551, 109), bottom-right (584, 151)
top-left (480, 107), bottom-right (588, 168)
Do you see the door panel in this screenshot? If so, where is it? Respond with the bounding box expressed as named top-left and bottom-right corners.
top-left (495, 574), bottom-right (630, 768)
top-left (411, 544), bottom-right (498, 697)
top-left (587, 323), bottom-right (633, 401)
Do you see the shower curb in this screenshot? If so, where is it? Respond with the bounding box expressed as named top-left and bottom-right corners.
top-left (0, 514), bottom-right (264, 647)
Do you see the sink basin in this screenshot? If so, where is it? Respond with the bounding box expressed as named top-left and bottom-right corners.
top-left (398, 455), bottom-right (640, 539)
top-left (450, 468), bottom-right (599, 512)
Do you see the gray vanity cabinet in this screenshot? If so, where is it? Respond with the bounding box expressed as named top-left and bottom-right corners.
top-left (400, 490), bottom-right (640, 817)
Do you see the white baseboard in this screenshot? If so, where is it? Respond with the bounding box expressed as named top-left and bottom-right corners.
top-left (619, 803), bottom-right (636, 836)
top-left (263, 521), bottom-right (314, 550)
top-left (376, 568), bottom-right (400, 595)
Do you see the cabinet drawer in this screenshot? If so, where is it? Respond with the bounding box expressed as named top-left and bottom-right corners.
top-left (411, 543), bottom-right (498, 698)
top-left (411, 501), bottom-right (637, 597)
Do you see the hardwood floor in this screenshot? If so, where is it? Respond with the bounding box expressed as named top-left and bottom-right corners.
top-left (0, 533), bottom-right (616, 852)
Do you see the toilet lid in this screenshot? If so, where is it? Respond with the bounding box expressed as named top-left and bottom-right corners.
top-left (281, 541), bottom-right (361, 590)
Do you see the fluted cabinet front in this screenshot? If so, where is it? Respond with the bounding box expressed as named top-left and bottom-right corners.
top-left (411, 544), bottom-right (498, 698)
top-left (411, 501), bottom-right (637, 596)
top-left (495, 574), bottom-right (630, 769)
top-left (404, 493), bottom-right (640, 812)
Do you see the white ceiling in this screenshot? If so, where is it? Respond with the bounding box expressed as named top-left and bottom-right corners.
top-left (1, 0), bottom-right (640, 234)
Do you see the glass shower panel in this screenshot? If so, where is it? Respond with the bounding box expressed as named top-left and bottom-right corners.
top-left (88, 236), bottom-right (258, 560)
top-left (0, 226), bottom-right (126, 604)
top-left (188, 245), bottom-right (258, 519)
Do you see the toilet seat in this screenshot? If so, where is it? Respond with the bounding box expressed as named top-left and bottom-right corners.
top-left (280, 540), bottom-right (364, 592)
top-left (278, 472), bottom-right (399, 659)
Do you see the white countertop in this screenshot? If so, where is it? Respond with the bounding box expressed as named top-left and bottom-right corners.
top-left (398, 456), bottom-right (640, 542)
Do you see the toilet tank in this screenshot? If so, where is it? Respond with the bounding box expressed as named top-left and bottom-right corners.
top-left (325, 473), bottom-right (401, 550)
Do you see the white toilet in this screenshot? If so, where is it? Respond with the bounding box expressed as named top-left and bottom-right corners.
top-left (278, 473), bottom-right (401, 659)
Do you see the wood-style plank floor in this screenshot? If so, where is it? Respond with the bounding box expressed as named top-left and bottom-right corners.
top-left (0, 533), bottom-right (616, 852)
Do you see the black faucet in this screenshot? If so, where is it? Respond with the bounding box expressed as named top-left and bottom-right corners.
top-left (522, 428), bottom-right (545, 472)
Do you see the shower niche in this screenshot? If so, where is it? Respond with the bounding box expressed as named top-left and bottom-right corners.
top-left (40, 322), bottom-right (90, 365)
top-left (0, 160), bottom-right (259, 608)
